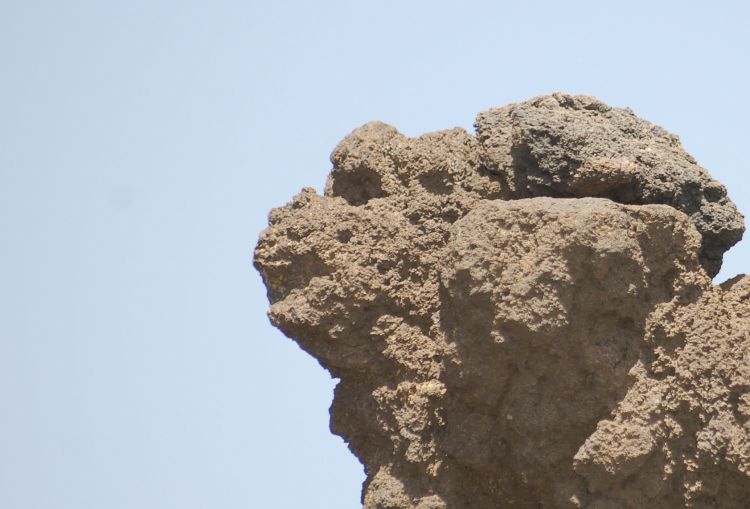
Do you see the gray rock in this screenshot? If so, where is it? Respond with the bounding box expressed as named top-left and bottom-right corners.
top-left (475, 93), bottom-right (744, 277)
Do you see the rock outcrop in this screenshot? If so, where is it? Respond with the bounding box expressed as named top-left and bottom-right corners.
top-left (254, 94), bottom-right (749, 508)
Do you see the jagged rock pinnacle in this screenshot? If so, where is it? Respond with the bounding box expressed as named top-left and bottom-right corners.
top-left (255, 94), bottom-right (749, 508)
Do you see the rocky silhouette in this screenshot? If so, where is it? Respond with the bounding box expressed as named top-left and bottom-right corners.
top-left (255, 94), bottom-right (749, 508)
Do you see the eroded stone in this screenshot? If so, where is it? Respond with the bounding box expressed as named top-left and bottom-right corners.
top-left (255, 95), bottom-right (749, 508)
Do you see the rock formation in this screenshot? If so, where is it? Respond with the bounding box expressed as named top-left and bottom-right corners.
top-left (254, 94), bottom-right (749, 508)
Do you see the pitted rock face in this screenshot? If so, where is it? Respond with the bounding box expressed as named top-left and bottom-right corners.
top-left (474, 93), bottom-right (744, 277)
top-left (254, 94), bottom-right (750, 508)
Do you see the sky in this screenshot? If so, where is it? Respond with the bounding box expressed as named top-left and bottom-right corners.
top-left (1, 1), bottom-right (748, 508)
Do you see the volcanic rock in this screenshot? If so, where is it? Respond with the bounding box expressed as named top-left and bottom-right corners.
top-left (474, 93), bottom-right (743, 277)
top-left (254, 94), bottom-right (749, 508)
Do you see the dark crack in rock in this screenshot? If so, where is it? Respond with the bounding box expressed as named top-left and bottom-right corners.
top-left (254, 94), bottom-right (749, 508)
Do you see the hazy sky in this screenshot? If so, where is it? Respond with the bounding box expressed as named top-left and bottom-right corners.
top-left (1, 1), bottom-right (749, 508)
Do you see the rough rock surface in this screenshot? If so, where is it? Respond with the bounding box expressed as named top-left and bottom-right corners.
top-left (475, 94), bottom-right (744, 278)
top-left (254, 94), bottom-right (749, 508)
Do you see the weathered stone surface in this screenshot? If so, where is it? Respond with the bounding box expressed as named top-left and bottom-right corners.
top-left (475, 93), bottom-right (744, 277)
top-left (254, 95), bottom-right (749, 508)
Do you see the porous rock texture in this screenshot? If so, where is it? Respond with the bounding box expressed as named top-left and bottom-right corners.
top-left (254, 94), bottom-right (749, 508)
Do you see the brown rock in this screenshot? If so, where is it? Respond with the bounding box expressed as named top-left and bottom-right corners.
top-left (254, 95), bottom-right (750, 508)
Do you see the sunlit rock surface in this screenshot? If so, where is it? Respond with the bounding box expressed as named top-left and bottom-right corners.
top-left (255, 94), bottom-right (749, 508)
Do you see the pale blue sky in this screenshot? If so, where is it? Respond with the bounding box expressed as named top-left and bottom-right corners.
top-left (1, 1), bottom-right (748, 508)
